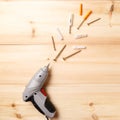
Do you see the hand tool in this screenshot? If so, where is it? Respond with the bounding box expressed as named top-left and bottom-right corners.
top-left (23, 64), bottom-right (56, 120)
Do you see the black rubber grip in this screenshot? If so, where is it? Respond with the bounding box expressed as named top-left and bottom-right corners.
top-left (45, 98), bottom-right (56, 113)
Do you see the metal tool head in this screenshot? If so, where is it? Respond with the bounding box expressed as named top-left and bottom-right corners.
top-left (23, 65), bottom-right (49, 101)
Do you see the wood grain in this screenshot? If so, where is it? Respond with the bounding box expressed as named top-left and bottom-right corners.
top-left (0, 1), bottom-right (120, 120)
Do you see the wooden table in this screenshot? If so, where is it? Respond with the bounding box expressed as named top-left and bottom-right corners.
top-left (0, 1), bottom-right (120, 120)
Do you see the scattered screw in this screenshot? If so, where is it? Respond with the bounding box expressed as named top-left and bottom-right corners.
top-left (87, 18), bottom-right (101, 26)
top-left (51, 36), bottom-right (56, 51)
top-left (53, 44), bottom-right (66, 61)
top-left (77, 10), bottom-right (92, 29)
top-left (63, 50), bottom-right (81, 61)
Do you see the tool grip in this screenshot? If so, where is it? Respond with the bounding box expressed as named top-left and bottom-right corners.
top-left (30, 90), bottom-right (56, 118)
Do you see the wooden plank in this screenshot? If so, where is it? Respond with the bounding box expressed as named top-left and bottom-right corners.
top-left (0, 1), bottom-right (120, 120)
top-left (0, 85), bottom-right (120, 120)
top-left (0, 1), bottom-right (119, 44)
top-left (0, 45), bottom-right (120, 84)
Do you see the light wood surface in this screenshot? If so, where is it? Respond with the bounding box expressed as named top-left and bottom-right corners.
top-left (0, 1), bottom-right (120, 120)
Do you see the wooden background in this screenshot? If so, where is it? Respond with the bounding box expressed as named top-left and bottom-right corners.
top-left (0, 0), bottom-right (120, 120)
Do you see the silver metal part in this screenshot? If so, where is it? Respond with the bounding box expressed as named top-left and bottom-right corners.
top-left (23, 65), bottom-right (49, 101)
top-left (23, 64), bottom-right (56, 118)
